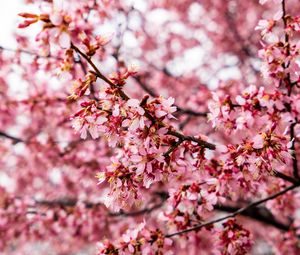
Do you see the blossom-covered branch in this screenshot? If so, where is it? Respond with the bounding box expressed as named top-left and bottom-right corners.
top-left (166, 183), bottom-right (299, 238)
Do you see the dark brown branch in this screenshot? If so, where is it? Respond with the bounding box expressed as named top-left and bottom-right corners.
top-left (133, 76), bottom-right (157, 97)
top-left (35, 194), bottom-right (167, 218)
top-left (165, 184), bottom-right (299, 237)
top-left (224, 10), bottom-right (256, 62)
top-left (223, 8), bottom-right (260, 79)
top-left (36, 198), bottom-right (84, 207)
top-left (0, 131), bottom-right (24, 144)
top-left (74, 54), bottom-right (88, 75)
top-left (273, 169), bottom-right (299, 184)
top-left (163, 139), bottom-right (184, 157)
top-left (282, 0), bottom-right (289, 45)
top-left (215, 204), bottom-right (290, 231)
top-left (70, 43), bottom-right (129, 101)
top-left (28, 189), bottom-right (294, 232)
top-left (167, 130), bottom-right (216, 150)
top-left (176, 107), bottom-right (208, 117)
top-left (179, 116), bottom-right (192, 130)
top-left (73, 53), bottom-right (99, 100)
top-left (290, 122), bottom-right (299, 179)
top-left (0, 130), bottom-right (297, 185)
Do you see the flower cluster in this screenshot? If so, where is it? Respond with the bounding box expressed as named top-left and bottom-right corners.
top-left (70, 79), bottom-right (179, 209)
top-left (109, 64), bottom-right (139, 87)
top-left (208, 85), bottom-right (289, 132)
top-left (97, 222), bottom-right (172, 255)
top-left (218, 127), bottom-right (291, 180)
top-left (19, 9), bottom-right (73, 49)
top-left (163, 180), bottom-right (222, 230)
top-left (72, 100), bottom-right (108, 139)
top-left (218, 219), bottom-right (252, 255)
top-left (18, 2), bottom-right (113, 54)
top-left (256, 11), bottom-right (300, 92)
top-left (258, 42), bottom-right (300, 85)
top-left (68, 71), bottom-right (97, 101)
top-left (72, 83), bottom-right (177, 142)
top-left (255, 19), bottom-right (277, 37)
top-left (207, 93), bottom-right (236, 130)
top-left (79, 32), bottom-right (112, 56)
top-left (97, 129), bottom-right (169, 210)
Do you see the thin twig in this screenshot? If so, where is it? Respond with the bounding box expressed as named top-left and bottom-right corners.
top-left (0, 131), bottom-right (24, 144)
top-left (273, 169), bottom-right (299, 184)
top-left (163, 139), bottom-right (184, 157)
top-left (167, 130), bottom-right (216, 150)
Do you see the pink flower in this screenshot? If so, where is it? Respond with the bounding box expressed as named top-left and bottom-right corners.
top-left (252, 134), bottom-right (264, 149)
top-left (72, 114), bottom-right (108, 139)
top-left (48, 10), bottom-right (72, 48)
top-left (155, 97), bottom-right (177, 118)
top-left (126, 99), bottom-right (145, 115)
top-left (255, 19), bottom-right (276, 36)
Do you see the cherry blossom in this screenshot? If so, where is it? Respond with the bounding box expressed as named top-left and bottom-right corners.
top-left (1, 0), bottom-right (300, 254)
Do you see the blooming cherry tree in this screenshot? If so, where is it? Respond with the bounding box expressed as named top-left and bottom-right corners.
top-left (1, 0), bottom-right (300, 254)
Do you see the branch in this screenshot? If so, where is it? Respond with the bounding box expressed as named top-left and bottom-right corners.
top-left (74, 53), bottom-right (88, 75)
top-left (164, 139), bottom-right (184, 157)
top-left (179, 116), bottom-right (192, 130)
top-left (282, 0), bottom-right (289, 45)
top-left (70, 43), bottom-right (129, 100)
top-left (0, 131), bottom-right (24, 144)
top-left (175, 107), bottom-right (208, 117)
top-left (273, 169), bottom-right (299, 184)
top-left (224, 10), bottom-right (258, 75)
top-left (0, 129), bottom-right (296, 185)
top-left (165, 183), bottom-right (299, 237)
top-left (215, 204), bottom-right (290, 231)
top-left (290, 122), bottom-right (299, 179)
top-left (167, 130), bottom-right (216, 150)
top-left (34, 193), bottom-right (167, 218)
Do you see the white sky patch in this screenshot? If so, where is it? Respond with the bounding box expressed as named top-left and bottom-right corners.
top-left (7, 68), bottom-right (29, 99)
top-left (167, 46), bottom-right (205, 76)
top-left (0, 0), bottom-right (32, 47)
top-left (147, 8), bottom-right (175, 25)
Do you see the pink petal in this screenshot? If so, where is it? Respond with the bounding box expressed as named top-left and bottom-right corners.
top-left (252, 134), bottom-right (264, 149)
top-left (59, 32), bottom-right (71, 48)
